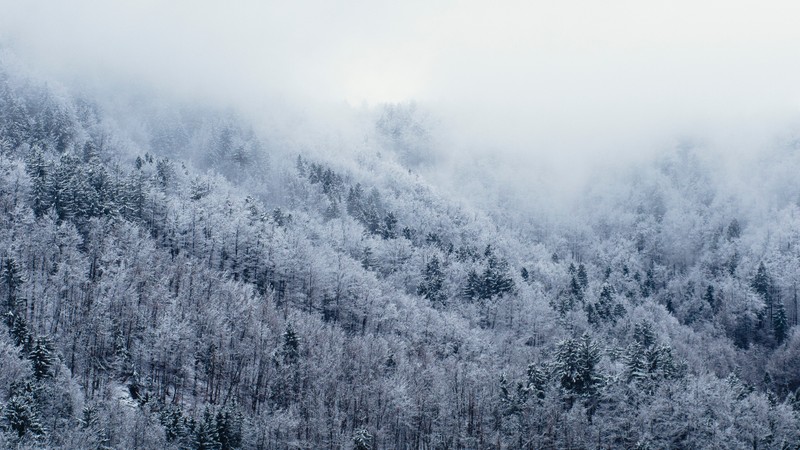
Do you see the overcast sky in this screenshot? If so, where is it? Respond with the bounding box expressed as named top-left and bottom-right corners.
top-left (3, 0), bottom-right (800, 184)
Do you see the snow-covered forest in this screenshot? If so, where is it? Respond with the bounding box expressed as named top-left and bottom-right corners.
top-left (3, 2), bottom-right (800, 449)
top-left (2, 51), bottom-right (800, 449)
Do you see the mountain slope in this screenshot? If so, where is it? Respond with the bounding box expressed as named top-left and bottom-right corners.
top-left (1, 56), bottom-right (800, 449)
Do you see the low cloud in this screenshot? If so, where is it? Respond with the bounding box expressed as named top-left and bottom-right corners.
top-left (3, 0), bottom-right (800, 202)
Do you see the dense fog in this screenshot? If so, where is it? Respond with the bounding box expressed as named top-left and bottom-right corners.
top-left (5, 0), bottom-right (800, 192)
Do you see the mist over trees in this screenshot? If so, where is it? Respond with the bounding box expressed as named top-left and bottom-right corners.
top-left (1, 49), bottom-right (800, 450)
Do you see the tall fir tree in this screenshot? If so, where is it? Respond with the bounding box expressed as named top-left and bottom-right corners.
top-left (29, 336), bottom-right (54, 380)
top-left (418, 256), bottom-right (446, 306)
top-left (553, 334), bottom-right (602, 399)
top-left (2, 258), bottom-right (24, 313)
top-left (282, 325), bottom-right (300, 364)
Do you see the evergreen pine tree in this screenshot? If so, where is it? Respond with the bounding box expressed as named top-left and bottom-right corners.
top-left (79, 404), bottom-right (111, 450)
top-left (385, 353), bottom-right (397, 373)
top-left (361, 247), bottom-right (374, 271)
top-left (624, 342), bottom-right (649, 382)
top-left (703, 285), bottom-right (715, 309)
top-left (282, 325), bottom-right (300, 363)
top-left (10, 313), bottom-right (32, 352)
top-left (324, 200), bottom-right (341, 220)
top-left (525, 363), bottom-right (547, 401)
top-left (364, 208), bottom-right (381, 235)
top-left (346, 183), bottom-right (364, 220)
top-left (79, 404), bottom-right (99, 430)
top-left (464, 252), bottom-right (515, 302)
top-left (272, 208), bottom-right (290, 227)
top-left (553, 334), bottom-right (602, 398)
top-left (2, 258), bottom-right (24, 313)
top-left (752, 262), bottom-right (772, 305)
top-left (194, 408), bottom-right (219, 450)
top-left (641, 267), bottom-right (656, 298)
top-left (29, 336), bottom-right (54, 380)
top-left (25, 148), bottom-right (51, 217)
top-left (417, 256), bottom-right (446, 306)
top-left (295, 154), bottom-right (306, 177)
top-left (752, 262), bottom-right (781, 340)
top-left (159, 406), bottom-right (185, 444)
top-left (577, 264), bottom-right (588, 289)
top-left (624, 322), bottom-right (684, 385)
top-left (773, 301), bottom-right (789, 344)
top-left (464, 269), bottom-right (482, 301)
top-left (587, 283), bottom-right (619, 326)
top-left (381, 212), bottom-right (397, 239)
top-left (3, 386), bottom-right (44, 438)
top-left (633, 321), bottom-right (656, 348)
top-left (353, 428), bottom-right (373, 450)
top-left (484, 253), bottom-right (515, 299)
top-left (214, 406), bottom-right (242, 450)
top-left (499, 373), bottom-right (529, 416)
top-left (569, 276), bottom-right (582, 304)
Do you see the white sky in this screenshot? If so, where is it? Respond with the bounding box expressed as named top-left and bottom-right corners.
top-left (3, 0), bottom-right (800, 179)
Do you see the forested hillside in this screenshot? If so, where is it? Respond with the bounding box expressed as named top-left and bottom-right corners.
top-left (1, 56), bottom-right (800, 450)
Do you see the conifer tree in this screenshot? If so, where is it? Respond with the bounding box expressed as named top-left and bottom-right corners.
top-left (3, 383), bottom-right (44, 439)
top-left (464, 269), bottom-right (483, 301)
top-left (483, 252), bottom-right (515, 299)
top-left (385, 353), bottom-right (397, 373)
top-left (295, 154), bottom-right (306, 177)
top-left (2, 258), bottom-right (24, 313)
top-left (417, 256), bottom-right (446, 306)
top-left (586, 283), bottom-right (622, 326)
top-left (10, 313), bottom-right (32, 353)
top-left (194, 408), bottom-right (219, 450)
top-left (751, 262), bottom-right (788, 344)
top-left (752, 262), bottom-right (772, 307)
top-left (79, 404), bottom-right (111, 450)
top-left (624, 322), bottom-right (684, 384)
top-left (773, 301), bottom-right (789, 344)
top-left (381, 212), bottom-right (397, 239)
top-left (29, 336), bottom-right (54, 380)
top-left (499, 373), bottom-right (528, 416)
top-left (463, 251), bottom-right (515, 302)
top-left (346, 183), bottom-right (364, 220)
top-left (361, 246), bottom-right (374, 271)
top-left (553, 334), bottom-right (602, 398)
top-left (214, 406), bottom-right (242, 450)
top-left (577, 264), bottom-right (588, 289)
top-left (569, 276), bottom-right (583, 304)
top-left (353, 428), bottom-right (373, 450)
top-left (703, 285), bottom-right (715, 309)
top-left (525, 363), bottom-right (547, 401)
top-left (159, 407), bottom-right (185, 444)
top-left (641, 267), bottom-right (656, 298)
top-left (25, 147), bottom-right (50, 217)
top-left (282, 325), bottom-right (300, 364)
